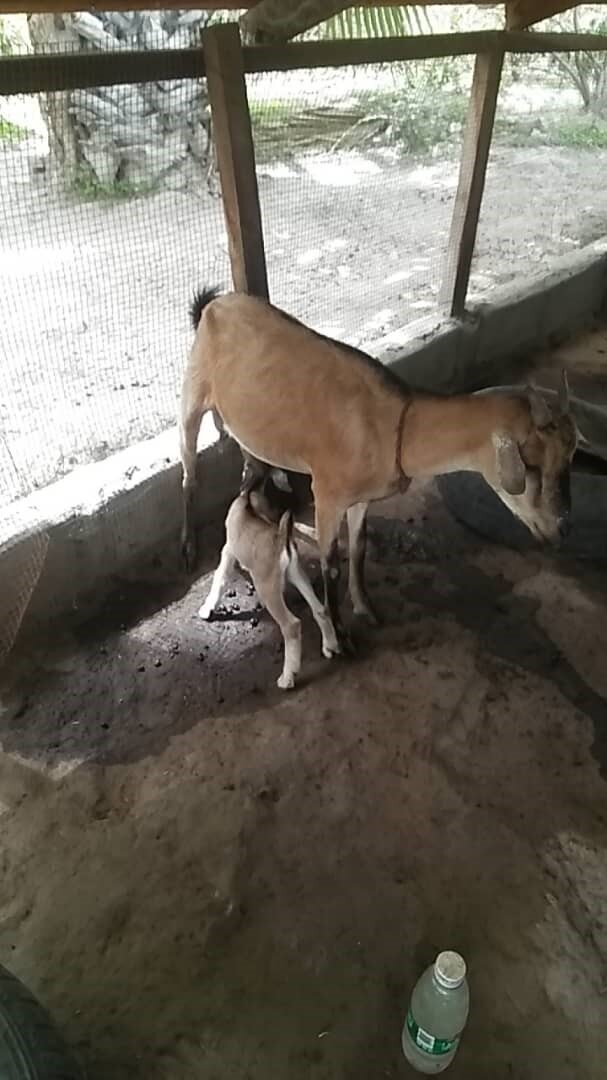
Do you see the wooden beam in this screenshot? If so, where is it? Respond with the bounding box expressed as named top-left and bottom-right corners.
top-left (0, 0), bottom-right (249, 11)
top-left (505, 29), bottom-right (607, 50)
top-left (505, 0), bottom-right (580, 31)
top-left (0, 0), bottom-right (481, 15)
top-left (245, 30), bottom-right (502, 70)
top-left (203, 22), bottom-right (268, 299)
top-left (440, 48), bottom-right (504, 318)
top-left (0, 46), bottom-right (205, 94)
top-left (3, 29), bottom-right (607, 96)
top-left (0, 31), bottom-right (508, 97)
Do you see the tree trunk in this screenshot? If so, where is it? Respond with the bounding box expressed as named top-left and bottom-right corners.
top-left (26, 11), bottom-right (217, 196)
top-left (240, 0), bottom-right (351, 44)
top-left (27, 14), bottom-right (92, 187)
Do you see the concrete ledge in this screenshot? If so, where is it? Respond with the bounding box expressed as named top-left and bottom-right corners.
top-left (2, 244), bottom-right (606, 649)
top-left (377, 240), bottom-right (607, 393)
top-left (1, 418), bottom-right (241, 654)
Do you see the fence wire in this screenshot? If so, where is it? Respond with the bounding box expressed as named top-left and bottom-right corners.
top-left (248, 58), bottom-right (473, 345)
top-left (0, 75), bottom-right (229, 509)
top-left (470, 49), bottom-right (607, 301)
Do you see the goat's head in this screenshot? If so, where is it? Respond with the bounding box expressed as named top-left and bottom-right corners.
top-left (485, 371), bottom-right (577, 545)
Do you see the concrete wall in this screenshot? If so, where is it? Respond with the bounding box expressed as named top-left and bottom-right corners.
top-left (2, 243), bottom-right (606, 649)
top-left (1, 422), bottom-right (241, 655)
top-left (383, 241), bottom-right (607, 393)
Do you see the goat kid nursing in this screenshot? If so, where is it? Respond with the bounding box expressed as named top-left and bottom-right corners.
top-left (199, 475), bottom-right (337, 689)
top-left (180, 286), bottom-right (577, 653)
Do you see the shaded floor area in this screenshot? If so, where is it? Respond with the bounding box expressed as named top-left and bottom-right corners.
top-left (1, 476), bottom-right (606, 1079)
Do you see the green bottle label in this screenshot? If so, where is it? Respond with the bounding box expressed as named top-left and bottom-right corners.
top-left (406, 1010), bottom-right (459, 1056)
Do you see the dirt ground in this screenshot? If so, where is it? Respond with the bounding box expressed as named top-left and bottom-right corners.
top-left (1, 462), bottom-right (607, 1078)
top-left (3, 134), bottom-right (607, 502)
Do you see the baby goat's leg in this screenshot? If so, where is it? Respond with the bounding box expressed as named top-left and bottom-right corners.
top-left (255, 571), bottom-right (302, 690)
top-left (198, 545), bottom-right (236, 620)
top-left (286, 547), bottom-right (339, 658)
top-left (346, 502), bottom-right (379, 624)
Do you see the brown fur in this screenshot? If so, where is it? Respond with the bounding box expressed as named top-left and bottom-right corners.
top-left (181, 289), bottom-right (576, 648)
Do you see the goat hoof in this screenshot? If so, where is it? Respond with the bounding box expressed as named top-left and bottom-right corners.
top-left (277, 671), bottom-right (296, 690)
top-left (198, 602), bottom-right (213, 621)
top-left (337, 631), bottom-right (357, 657)
top-left (322, 643), bottom-right (340, 659)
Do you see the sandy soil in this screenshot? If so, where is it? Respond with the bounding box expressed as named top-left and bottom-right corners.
top-left (3, 136), bottom-right (607, 503)
top-left (1, 474), bottom-right (606, 1079)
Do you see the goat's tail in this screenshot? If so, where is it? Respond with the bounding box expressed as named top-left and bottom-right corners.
top-left (278, 510), bottom-right (294, 554)
top-left (189, 285), bottom-right (222, 331)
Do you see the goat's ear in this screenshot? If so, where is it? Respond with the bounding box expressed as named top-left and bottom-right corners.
top-left (526, 385), bottom-right (552, 429)
top-left (558, 368), bottom-right (570, 415)
top-left (492, 433), bottom-right (526, 496)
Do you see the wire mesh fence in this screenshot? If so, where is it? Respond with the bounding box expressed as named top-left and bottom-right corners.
top-left (1, 40), bottom-right (476, 513)
top-left (0, 75), bottom-right (229, 509)
top-left (470, 49), bottom-right (607, 301)
top-left (248, 57), bottom-right (474, 344)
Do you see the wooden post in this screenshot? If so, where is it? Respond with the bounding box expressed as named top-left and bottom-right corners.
top-left (203, 22), bottom-right (269, 298)
top-left (439, 48), bottom-right (504, 318)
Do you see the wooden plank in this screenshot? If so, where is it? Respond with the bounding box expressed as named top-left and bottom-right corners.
top-left (0, 46), bottom-right (205, 95)
top-left (244, 30), bottom-right (502, 71)
top-left (203, 22), bottom-right (268, 298)
top-left (0, 0), bottom-right (479, 14)
top-left (0, 33), bottom-right (504, 97)
top-left (439, 48), bottom-right (504, 318)
top-left (0, 0), bottom-right (248, 11)
top-left (3, 28), bottom-right (607, 98)
top-left (506, 0), bottom-right (580, 31)
top-left (504, 29), bottom-right (607, 50)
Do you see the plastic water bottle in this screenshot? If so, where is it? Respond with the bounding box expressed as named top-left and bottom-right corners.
top-left (402, 951), bottom-right (469, 1074)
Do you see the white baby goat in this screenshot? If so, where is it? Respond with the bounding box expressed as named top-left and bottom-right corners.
top-left (198, 486), bottom-right (338, 690)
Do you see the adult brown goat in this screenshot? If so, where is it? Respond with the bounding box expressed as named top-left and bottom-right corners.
top-left (180, 287), bottom-right (576, 650)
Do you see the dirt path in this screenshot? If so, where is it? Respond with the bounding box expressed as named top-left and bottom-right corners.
top-left (1, 484), bottom-right (606, 1078)
top-left (2, 138), bottom-right (607, 503)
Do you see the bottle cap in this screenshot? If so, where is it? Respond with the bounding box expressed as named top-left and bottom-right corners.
top-left (434, 951), bottom-right (466, 989)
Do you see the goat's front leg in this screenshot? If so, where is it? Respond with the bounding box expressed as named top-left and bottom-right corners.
top-left (346, 502), bottom-right (379, 625)
top-left (198, 545), bottom-right (236, 620)
top-left (314, 496), bottom-right (355, 655)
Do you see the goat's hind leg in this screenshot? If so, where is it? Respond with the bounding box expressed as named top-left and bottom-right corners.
top-left (255, 573), bottom-right (302, 690)
top-left (179, 397), bottom-right (206, 572)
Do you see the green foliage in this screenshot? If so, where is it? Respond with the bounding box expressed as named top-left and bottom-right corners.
top-left (491, 109), bottom-right (607, 151)
top-left (252, 85), bottom-right (467, 162)
top-left (0, 117), bottom-right (23, 142)
top-left (359, 89), bottom-right (466, 154)
top-left (71, 172), bottom-right (156, 202)
top-left (549, 116), bottom-right (607, 149)
top-left (311, 5), bottom-right (432, 41)
top-left (543, 7), bottom-right (607, 115)
top-left (0, 17), bottom-right (12, 54)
